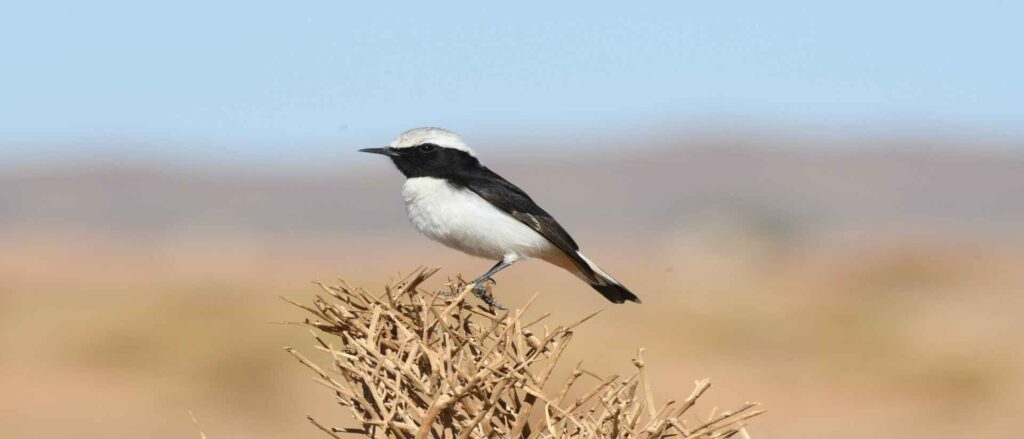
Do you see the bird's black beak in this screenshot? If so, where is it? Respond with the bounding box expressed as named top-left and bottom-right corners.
top-left (359, 147), bottom-right (400, 157)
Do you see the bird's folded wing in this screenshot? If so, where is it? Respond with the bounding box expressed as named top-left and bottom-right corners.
top-left (449, 167), bottom-right (598, 280)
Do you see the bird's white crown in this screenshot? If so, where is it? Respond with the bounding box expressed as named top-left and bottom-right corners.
top-left (390, 127), bottom-right (476, 156)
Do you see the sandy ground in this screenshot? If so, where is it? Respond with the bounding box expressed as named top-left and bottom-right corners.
top-left (2, 226), bottom-right (1021, 438)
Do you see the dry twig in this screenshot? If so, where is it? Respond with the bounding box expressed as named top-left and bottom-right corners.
top-left (287, 267), bottom-right (761, 438)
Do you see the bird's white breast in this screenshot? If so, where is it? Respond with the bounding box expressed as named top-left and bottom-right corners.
top-left (401, 177), bottom-right (553, 260)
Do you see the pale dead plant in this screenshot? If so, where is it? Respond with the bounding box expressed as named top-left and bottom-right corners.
top-left (285, 267), bottom-right (762, 438)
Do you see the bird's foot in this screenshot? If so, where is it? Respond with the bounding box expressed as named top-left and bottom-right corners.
top-left (471, 281), bottom-right (505, 310)
top-left (436, 279), bottom-right (504, 309)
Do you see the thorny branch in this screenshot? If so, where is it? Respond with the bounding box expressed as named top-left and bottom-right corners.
top-left (285, 267), bottom-right (762, 438)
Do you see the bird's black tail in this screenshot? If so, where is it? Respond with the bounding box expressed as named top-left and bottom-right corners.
top-left (589, 281), bottom-right (641, 304)
top-left (572, 252), bottom-right (641, 304)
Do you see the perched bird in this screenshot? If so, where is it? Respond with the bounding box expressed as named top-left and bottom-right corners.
top-left (360, 127), bottom-right (640, 307)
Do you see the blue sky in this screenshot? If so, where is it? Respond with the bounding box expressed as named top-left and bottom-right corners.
top-left (2, 1), bottom-right (1022, 164)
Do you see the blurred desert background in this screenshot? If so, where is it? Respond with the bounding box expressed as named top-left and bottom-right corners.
top-left (3, 2), bottom-right (1023, 438)
top-left (3, 134), bottom-right (1023, 438)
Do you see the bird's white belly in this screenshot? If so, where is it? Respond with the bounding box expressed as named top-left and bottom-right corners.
top-left (401, 177), bottom-right (553, 260)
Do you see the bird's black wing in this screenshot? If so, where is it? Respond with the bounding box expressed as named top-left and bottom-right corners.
top-left (447, 167), bottom-right (598, 279)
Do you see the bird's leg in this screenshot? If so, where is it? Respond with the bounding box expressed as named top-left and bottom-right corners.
top-left (435, 261), bottom-right (505, 298)
top-left (438, 258), bottom-right (516, 308)
top-left (471, 259), bottom-right (512, 286)
top-left (468, 258), bottom-right (515, 309)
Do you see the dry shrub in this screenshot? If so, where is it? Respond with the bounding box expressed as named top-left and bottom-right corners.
top-left (285, 267), bottom-right (762, 438)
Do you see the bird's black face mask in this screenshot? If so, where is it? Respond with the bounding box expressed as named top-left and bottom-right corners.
top-left (359, 143), bottom-right (480, 178)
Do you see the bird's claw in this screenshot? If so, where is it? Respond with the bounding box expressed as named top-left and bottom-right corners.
top-left (471, 282), bottom-right (506, 310)
top-left (436, 279), bottom-right (504, 309)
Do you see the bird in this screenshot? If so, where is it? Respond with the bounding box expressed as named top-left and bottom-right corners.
top-left (359, 127), bottom-right (640, 307)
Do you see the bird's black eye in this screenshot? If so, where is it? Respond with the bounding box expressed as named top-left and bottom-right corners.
top-left (417, 143), bottom-right (438, 153)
